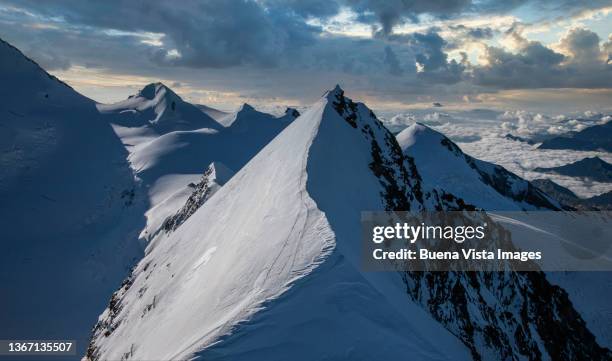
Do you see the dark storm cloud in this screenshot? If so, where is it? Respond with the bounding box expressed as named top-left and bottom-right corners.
top-left (0, 0), bottom-right (609, 103)
top-left (473, 28), bottom-right (612, 89)
top-left (346, 0), bottom-right (471, 34)
top-left (448, 25), bottom-right (495, 40)
top-left (383, 46), bottom-right (403, 75)
top-left (262, 0), bottom-right (341, 19)
top-left (386, 29), bottom-right (465, 84)
top-left (0, 0), bottom-right (321, 68)
top-left (404, 31), bottom-right (449, 72)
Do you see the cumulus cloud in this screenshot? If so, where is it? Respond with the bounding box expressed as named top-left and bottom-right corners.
top-left (558, 27), bottom-right (607, 66)
top-left (473, 28), bottom-right (612, 89)
top-left (496, 109), bottom-right (610, 141)
top-left (0, 0), bottom-right (610, 110)
top-left (385, 29), bottom-right (466, 84)
top-left (1, 0), bottom-right (321, 68)
top-left (383, 46), bottom-right (403, 75)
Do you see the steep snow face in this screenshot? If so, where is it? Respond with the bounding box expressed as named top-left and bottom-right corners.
top-left (397, 123), bottom-right (559, 210)
top-left (196, 104), bottom-right (229, 121)
top-left (87, 87), bottom-right (471, 361)
top-left (0, 39), bottom-right (143, 358)
top-left (195, 87), bottom-right (472, 361)
top-left (86, 91), bottom-right (338, 361)
top-left (98, 82), bottom-right (222, 134)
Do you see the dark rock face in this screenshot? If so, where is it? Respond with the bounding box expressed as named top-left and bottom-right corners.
top-left (162, 163), bottom-right (231, 233)
top-left (539, 121), bottom-right (612, 152)
top-left (330, 88), bottom-right (610, 361)
top-left (403, 269), bottom-right (612, 361)
top-left (329, 87), bottom-right (423, 210)
top-left (534, 157), bottom-right (612, 183)
top-left (86, 272), bottom-right (135, 361)
top-left (438, 136), bottom-right (559, 210)
top-left (504, 133), bottom-right (536, 145)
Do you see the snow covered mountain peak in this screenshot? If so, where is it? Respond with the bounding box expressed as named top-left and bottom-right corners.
top-left (327, 84), bottom-right (344, 97)
top-left (222, 102), bottom-right (297, 130)
top-left (97, 82), bottom-right (221, 133)
top-left (85, 84), bottom-right (611, 361)
top-left (237, 102), bottom-right (256, 113)
top-left (136, 82), bottom-right (168, 99)
top-left (397, 122), bottom-right (560, 210)
top-left (396, 122), bottom-right (438, 148)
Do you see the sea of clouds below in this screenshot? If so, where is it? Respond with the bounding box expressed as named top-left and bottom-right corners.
top-left (379, 109), bottom-right (612, 198)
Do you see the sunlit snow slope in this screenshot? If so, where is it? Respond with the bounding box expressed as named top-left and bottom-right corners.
top-left (86, 87), bottom-right (471, 361)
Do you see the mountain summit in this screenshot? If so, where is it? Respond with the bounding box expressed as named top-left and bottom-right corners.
top-left (397, 123), bottom-right (559, 210)
top-left (97, 82), bottom-right (222, 133)
top-left (86, 86), bottom-right (608, 361)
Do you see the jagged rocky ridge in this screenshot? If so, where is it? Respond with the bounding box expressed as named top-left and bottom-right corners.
top-left (327, 89), bottom-right (609, 361)
top-left (532, 179), bottom-right (612, 210)
top-left (161, 162), bottom-right (233, 232)
top-left (86, 86), bottom-right (610, 361)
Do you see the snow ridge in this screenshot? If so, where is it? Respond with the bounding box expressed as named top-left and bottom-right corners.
top-left (398, 123), bottom-right (560, 210)
top-left (98, 82), bottom-right (222, 133)
top-left (86, 94), bottom-right (336, 361)
top-left (85, 86), bottom-right (610, 361)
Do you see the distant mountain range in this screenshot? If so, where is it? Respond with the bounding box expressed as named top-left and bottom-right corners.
top-left (534, 156), bottom-right (612, 182)
top-left (504, 133), bottom-right (536, 145)
top-left (532, 179), bottom-right (612, 210)
top-left (538, 120), bottom-right (612, 152)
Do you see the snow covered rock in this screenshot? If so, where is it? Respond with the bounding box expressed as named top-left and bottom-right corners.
top-left (86, 86), bottom-right (609, 361)
top-left (397, 123), bottom-right (560, 210)
top-left (161, 162), bottom-right (233, 233)
top-left (119, 100), bottom-right (298, 186)
top-left (97, 82), bottom-right (222, 133)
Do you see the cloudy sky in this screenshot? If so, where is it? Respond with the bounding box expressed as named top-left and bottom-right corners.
top-left (1, 0), bottom-right (611, 113)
